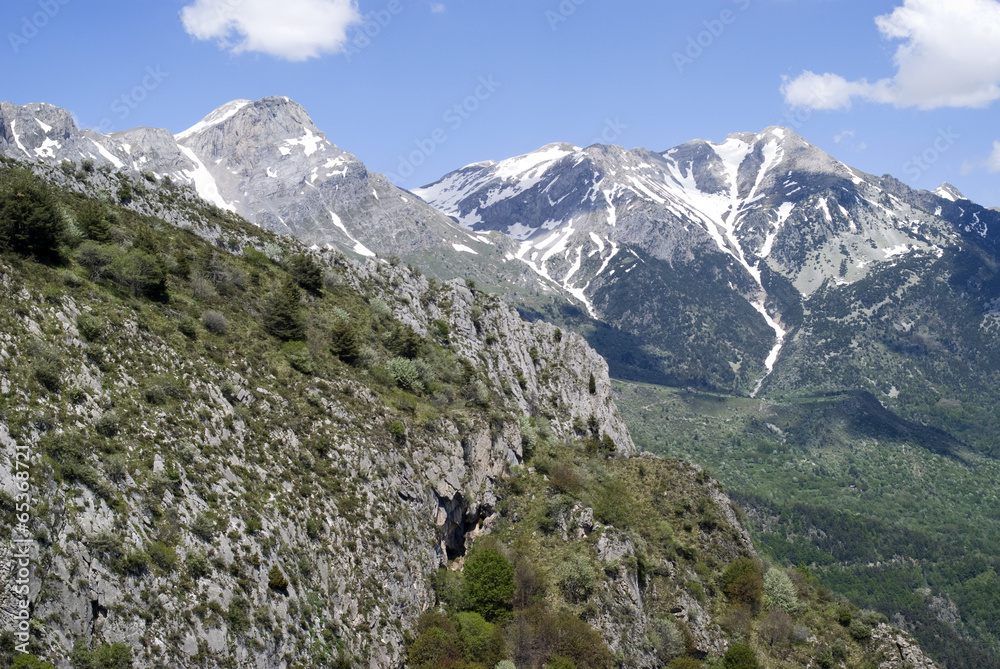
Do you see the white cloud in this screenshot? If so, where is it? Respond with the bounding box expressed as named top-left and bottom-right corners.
top-left (834, 130), bottom-right (855, 143)
top-left (988, 141), bottom-right (1000, 172)
top-left (181, 0), bottom-right (362, 61)
top-left (782, 0), bottom-right (1000, 110)
top-left (430, 3), bottom-right (446, 13)
top-left (961, 140), bottom-right (1000, 174)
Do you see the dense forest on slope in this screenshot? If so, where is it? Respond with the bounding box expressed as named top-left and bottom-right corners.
top-left (615, 382), bottom-right (1000, 668)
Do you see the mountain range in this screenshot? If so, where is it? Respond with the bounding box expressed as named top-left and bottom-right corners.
top-left (3, 96), bottom-right (1000, 665)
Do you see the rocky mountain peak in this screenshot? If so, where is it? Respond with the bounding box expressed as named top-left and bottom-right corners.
top-left (933, 182), bottom-right (966, 202)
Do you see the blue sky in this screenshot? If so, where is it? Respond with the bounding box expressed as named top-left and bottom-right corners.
top-left (3, 0), bottom-right (999, 205)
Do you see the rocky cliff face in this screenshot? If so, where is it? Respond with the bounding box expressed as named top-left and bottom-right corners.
top-left (0, 157), bottom-right (632, 668)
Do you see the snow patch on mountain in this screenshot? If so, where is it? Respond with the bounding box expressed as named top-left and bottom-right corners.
top-left (178, 146), bottom-right (234, 212)
top-left (175, 99), bottom-right (252, 141)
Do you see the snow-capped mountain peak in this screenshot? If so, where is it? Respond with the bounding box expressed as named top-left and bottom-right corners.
top-left (933, 182), bottom-right (965, 202)
top-left (0, 97), bottom-right (479, 259)
top-left (174, 99), bottom-right (253, 141)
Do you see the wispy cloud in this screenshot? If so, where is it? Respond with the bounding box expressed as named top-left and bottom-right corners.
top-left (430, 3), bottom-right (446, 13)
top-left (782, 0), bottom-right (1000, 111)
top-left (180, 0), bottom-right (362, 61)
top-left (834, 129), bottom-right (867, 152)
top-left (961, 140), bottom-right (1000, 174)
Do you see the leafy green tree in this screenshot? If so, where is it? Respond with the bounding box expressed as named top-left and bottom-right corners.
top-left (329, 317), bottom-right (361, 364)
top-left (75, 242), bottom-right (117, 281)
top-left (262, 279), bottom-right (305, 341)
top-left (268, 565), bottom-right (289, 592)
top-left (722, 643), bottom-right (760, 669)
top-left (763, 567), bottom-right (800, 613)
top-left (555, 554), bottom-right (596, 604)
top-left (463, 547), bottom-right (515, 623)
top-left (75, 199), bottom-right (112, 242)
top-left (109, 250), bottom-right (167, 299)
top-left (387, 356), bottom-right (422, 391)
top-left (454, 611), bottom-right (505, 666)
top-left (407, 612), bottom-right (466, 669)
top-left (588, 372), bottom-right (597, 395)
top-left (0, 169), bottom-right (66, 262)
top-left (722, 558), bottom-right (764, 612)
top-left (388, 322), bottom-right (423, 359)
top-left (70, 641), bottom-right (133, 669)
top-left (286, 253), bottom-right (323, 293)
top-left (282, 341), bottom-right (314, 374)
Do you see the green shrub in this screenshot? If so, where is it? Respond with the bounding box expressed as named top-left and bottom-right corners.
top-left (388, 356), bottom-right (422, 391)
top-left (282, 341), bottom-right (315, 375)
top-left (763, 567), bottom-right (800, 613)
top-left (407, 620), bottom-right (464, 669)
top-left (75, 241), bottom-right (117, 281)
top-left (262, 279), bottom-right (305, 341)
top-left (722, 558), bottom-right (764, 612)
top-left (70, 640), bottom-right (133, 669)
top-left (648, 617), bottom-right (685, 663)
top-left (286, 253), bottom-right (323, 293)
top-left (75, 199), bottom-right (112, 242)
top-left (142, 377), bottom-right (185, 405)
top-left (186, 550), bottom-right (210, 579)
top-left (722, 643), bottom-right (760, 669)
top-left (0, 169), bottom-right (66, 263)
top-left (388, 420), bottom-right (406, 442)
top-left (178, 317), bottom-right (198, 339)
top-left (432, 319), bottom-right (450, 340)
top-left (32, 349), bottom-right (63, 392)
top-left (329, 316), bottom-right (361, 364)
top-left (555, 554), bottom-right (596, 604)
top-left (463, 547), bottom-right (515, 623)
top-left (117, 183), bottom-right (132, 204)
top-left (201, 310), bottom-right (228, 334)
top-left (242, 247), bottom-right (269, 267)
top-left (666, 659), bottom-right (702, 669)
top-left (147, 541), bottom-right (177, 572)
top-left (388, 323), bottom-right (423, 359)
top-left (95, 410), bottom-right (119, 438)
top-left (268, 565), bottom-right (289, 591)
top-left (87, 531), bottom-right (124, 566)
top-left (109, 250), bottom-right (167, 299)
top-left (849, 618), bottom-right (873, 642)
top-left (588, 372), bottom-right (597, 395)
top-left (116, 549), bottom-right (149, 577)
top-left (454, 611), bottom-right (504, 666)
top-left (191, 512), bottom-right (219, 541)
top-left (12, 656), bottom-right (56, 669)
top-left (76, 312), bottom-right (106, 341)
top-left (511, 605), bottom-right (612, 669)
